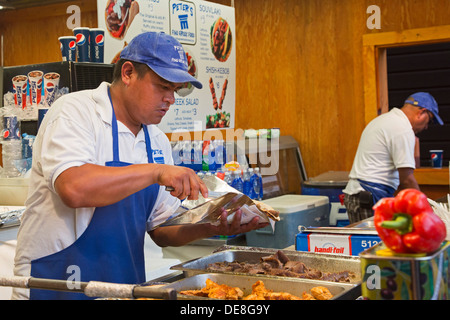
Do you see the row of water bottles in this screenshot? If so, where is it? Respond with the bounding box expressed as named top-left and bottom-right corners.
top-left (224, 167), bottom-right (263, 200)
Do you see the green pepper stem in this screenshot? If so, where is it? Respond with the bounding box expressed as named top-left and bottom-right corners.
top-left (380, 213), bottom-right (413, 235)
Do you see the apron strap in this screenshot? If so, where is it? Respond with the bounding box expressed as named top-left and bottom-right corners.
top-left (107, 88), bottom-right (121, 163)
top-left (142, 125), bottom-right (154, 164)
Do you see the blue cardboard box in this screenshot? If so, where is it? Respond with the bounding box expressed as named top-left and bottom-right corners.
top-left (296, 232), bottom-right (381, 256)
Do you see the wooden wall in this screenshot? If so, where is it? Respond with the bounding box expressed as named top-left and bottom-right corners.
top-left (1, 0), bottom-right (450, 179)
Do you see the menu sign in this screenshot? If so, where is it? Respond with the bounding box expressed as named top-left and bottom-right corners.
top-left (97, 0), bottom-right (236, 133)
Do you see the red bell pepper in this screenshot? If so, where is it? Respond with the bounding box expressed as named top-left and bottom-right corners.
top-left (373, 189), bottom-right (447, 254)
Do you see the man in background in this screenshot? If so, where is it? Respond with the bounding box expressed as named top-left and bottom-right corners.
top-left (343, 92), bottom-right (443, 224)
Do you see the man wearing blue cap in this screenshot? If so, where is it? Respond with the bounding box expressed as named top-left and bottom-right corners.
top-left (13, 32), bottom-right (267, 300)
top-left (343, 92), bottom-right (443, 224)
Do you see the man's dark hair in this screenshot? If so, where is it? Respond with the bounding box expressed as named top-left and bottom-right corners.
top-left (112, 59), bottom-right (151, 82)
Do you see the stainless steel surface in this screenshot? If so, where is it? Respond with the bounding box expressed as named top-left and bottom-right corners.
top-left (171, 245), bottom-right (361, 283)
top-left (161, 273), bottom-right (355, 300)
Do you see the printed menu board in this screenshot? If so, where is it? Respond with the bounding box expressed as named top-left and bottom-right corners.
top-left (97, 0), bottom-right (236, 133)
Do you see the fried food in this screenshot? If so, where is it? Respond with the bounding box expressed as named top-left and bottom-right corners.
top-left (243, 280), bottom-right (301, 300)
top-left (179, 279), bottom-right (333, 300)
top-left (310, 286), bottom-right (333, 300)
top-left (180, 278), bottom-right (243, 300)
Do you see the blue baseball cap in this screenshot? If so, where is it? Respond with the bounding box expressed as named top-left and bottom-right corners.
top-left (120, 32), bottom-right (202, 89)
top-left (404, 92), bottom-right (443, 125)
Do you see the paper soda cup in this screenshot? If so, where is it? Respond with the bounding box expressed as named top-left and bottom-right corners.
top-left (12, 75), bottom-right (28, 109)
top-left (58, 36), bottom-right (77, 62)
top-left (73, 27), bottom-right (90, 62)
top-left (430, 150), bottom-right (443, 168)
top-left (89, 28), bottom-right (104, 63)
top-left (43, 72), bottom-right (60, 107)
top-left (27, 70), bottom-right (43, 106)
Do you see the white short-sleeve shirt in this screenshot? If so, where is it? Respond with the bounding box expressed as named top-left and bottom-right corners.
top-left (344, 108), bottom-right (416, 194)
top-left (14, 82), bottom-right (180, 269)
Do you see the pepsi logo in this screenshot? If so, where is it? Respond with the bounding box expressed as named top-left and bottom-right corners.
top-left (69, 40), bottom-right (76, 50)
top-left (76, 33), bottom-right (86, 45)
top-left (46, 82), bottom-right (55, 93)
top-left (95, 34), bottom-right (104, 46)
top-left (431, 153), bottom-right (438, 160)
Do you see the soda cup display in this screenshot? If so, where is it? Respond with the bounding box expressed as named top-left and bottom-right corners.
top-left (73, 27), bottom-right (90, 62)
top-left (90, 28), bottom-right (105, 63)
top-left (12, 75), bottom-right (27, 109)
top-left (58, 36), bottom-right (76, 62)
top-left (43, 72), bottom-right (60, 107)
top-left (27, 70), bottom-right (43, 105)
top-left (430, 150), bottom-right (443, 168)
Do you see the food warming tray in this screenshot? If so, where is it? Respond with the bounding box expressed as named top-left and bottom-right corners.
top-left (170, 245), bottom-right (361, 283)
top-left (161, 273), bottom-right (355, 300)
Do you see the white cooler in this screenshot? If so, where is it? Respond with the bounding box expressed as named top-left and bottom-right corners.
top-left (246, 194), bottom-right (329, 249)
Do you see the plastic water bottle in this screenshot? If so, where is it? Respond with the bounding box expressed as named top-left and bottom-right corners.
top-left (231, 170), bottom-right (244, 193)
top-left (1, 140), bottom-right (22, 178)
top-left (171, 141), bottom-right (182, 166)
top-left (1, 108), bottom-right (22, 178)
top-left (251, 167), bottom-right (263, 200)
top-left (242, 168), bottom-right (252, 197)
top-left (224, 171), bottom-right (233, 186)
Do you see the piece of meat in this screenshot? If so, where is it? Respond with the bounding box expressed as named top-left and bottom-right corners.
top-left (260, 255), bottom-right (282, 269)
top-left (284, 261), bottom-right (308, 274)
top-left (275, 250), bottom-right (290, 264)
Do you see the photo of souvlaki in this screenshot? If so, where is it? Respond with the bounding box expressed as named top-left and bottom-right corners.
top-left (153, 175), bottom-right (279, 230)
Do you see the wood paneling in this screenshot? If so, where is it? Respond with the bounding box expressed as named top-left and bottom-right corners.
top-left (1, 0), bottom-right (450, 181)
top-left (0, 0), bottom-right (98, 66)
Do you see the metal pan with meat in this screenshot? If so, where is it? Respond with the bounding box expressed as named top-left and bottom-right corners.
top-left (170, 246), bottom-right (361, 283)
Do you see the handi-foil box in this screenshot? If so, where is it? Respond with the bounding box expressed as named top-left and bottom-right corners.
top-left (296, 219), bottom-right (381, 256)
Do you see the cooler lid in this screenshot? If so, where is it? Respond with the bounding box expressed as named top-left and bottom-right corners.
top-left (303, 171), bottom-right (349, 187)
top-left (262, 194), bottom-right (329, 213)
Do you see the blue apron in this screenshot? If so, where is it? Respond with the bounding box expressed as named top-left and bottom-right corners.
top-left (30, 91), bottom-right (160, 300)
top-left (358, 179), bottom-right (395, 204)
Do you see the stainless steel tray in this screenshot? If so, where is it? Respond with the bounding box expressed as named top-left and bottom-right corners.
top-left (161, 273), bottom-right (355, 300)
top-left (170, 245), bottom-right (361, 283)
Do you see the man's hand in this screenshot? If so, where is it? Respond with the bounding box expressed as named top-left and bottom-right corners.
top-left (207, 207), bottom-right (270, 236)
top-left (157, 165), bottom-right (208, 200)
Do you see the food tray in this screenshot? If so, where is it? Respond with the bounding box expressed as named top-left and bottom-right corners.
top-left (170, 245), bottom-right (361, 283)
top-left (160, 273), bottom-right (355, 300)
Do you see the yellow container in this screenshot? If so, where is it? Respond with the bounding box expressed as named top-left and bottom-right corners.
top-left (360, 241), bottom-right (450, 300)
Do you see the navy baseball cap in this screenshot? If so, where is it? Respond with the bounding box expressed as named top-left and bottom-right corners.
top-left (120, 32), bottom-right (202, 89)
top-left (404, 92), bottom-right (443, 125)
